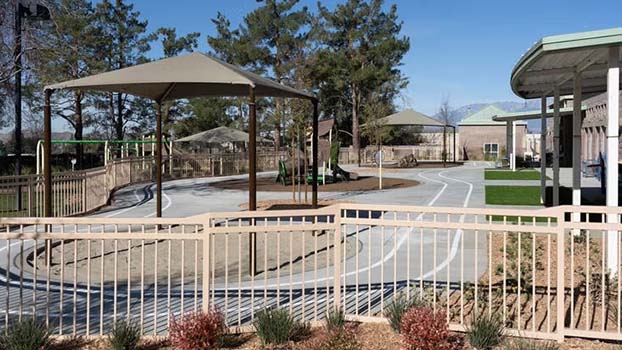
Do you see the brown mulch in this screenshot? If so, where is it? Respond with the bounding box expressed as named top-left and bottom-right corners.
top-left (48, 323), bottom-right (622, 349)
top-left (211, 176), bottom-right (419, 192)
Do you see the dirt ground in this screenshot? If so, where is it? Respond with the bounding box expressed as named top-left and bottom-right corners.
top-left (48, 323), bottom-right (622, 349)
top-left (210, 176), bottom-right (419, 192)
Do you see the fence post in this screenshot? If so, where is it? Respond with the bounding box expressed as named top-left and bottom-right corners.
top-left (333, 205), bottom-right (342, 311)
top-left (202, 216), bottom-right (211, 312)
top-left (556, 209), bottom-right (565, 342)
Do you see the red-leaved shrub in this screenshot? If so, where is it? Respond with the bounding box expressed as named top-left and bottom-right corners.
top-left (169, 310), bottom-right (225, 350)
top-left (400, 306), bottom-right (456, 350)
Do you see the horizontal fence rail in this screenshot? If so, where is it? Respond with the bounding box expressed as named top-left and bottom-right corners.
top-left (0, 152), bottom-right (286, 218)
top-left (0, 204), bottom-right (621, 342)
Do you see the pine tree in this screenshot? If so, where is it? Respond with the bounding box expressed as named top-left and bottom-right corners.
top-left (314, 0), bottom-right (410, 162)
top-left (92, 0), bottom-right (152, 141)
top-left (31, 0), bottom-right (104, 168)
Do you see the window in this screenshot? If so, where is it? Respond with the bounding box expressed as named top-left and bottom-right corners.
top-left (483, 143), bottom-right (499, 159)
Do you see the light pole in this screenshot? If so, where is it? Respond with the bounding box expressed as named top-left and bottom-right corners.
top-left (13, 0), bottom-right (49, 211)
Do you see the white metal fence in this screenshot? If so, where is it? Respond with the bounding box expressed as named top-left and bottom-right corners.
top-left (1, 204), bottom-right (621, 341)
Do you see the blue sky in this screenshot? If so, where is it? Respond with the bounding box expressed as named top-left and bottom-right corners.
top-left (132, 0), bottom-right (622, 116)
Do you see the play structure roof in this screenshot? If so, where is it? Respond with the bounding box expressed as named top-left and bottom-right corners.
top-left (175, 126), bottom-right (272, 144)
top-left (45, 52), bottom-right (315, 101)
top-left (377, 109), bottom-right (446, 127)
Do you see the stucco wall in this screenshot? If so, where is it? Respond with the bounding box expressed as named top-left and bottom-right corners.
top-left (459, 124), bottom-right (526, 160)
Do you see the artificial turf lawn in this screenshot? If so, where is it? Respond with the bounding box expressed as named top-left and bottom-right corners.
top-left (485, 185), bottom-right (542, 206)
top-left (485, 215), bottom-right (556, 223)
top-left (484, 169), bottom-right (547, 181)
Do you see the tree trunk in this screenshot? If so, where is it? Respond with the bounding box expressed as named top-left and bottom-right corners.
top-left (116, 92), bottom-right (123, 141)
top-left (351, 85), bottom-right (360, 165)
top-left (74, 91), bottom-right (84, 170)
top-left (275, 123), bottom-right (281, 151)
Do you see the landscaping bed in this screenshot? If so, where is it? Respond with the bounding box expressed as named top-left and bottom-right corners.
top-left (41, 323), bottom-right (622, 349)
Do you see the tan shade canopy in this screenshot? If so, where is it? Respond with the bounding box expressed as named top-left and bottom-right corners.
top-left (175, 126), bottom-right (273, 144)
top-left (45, 52), bottom-right (315, 101)
top-left (377, 109), bottom-right (446, 127)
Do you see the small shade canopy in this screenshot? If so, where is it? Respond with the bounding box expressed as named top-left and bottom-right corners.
top-left (176, 126), bottom-right (273, 144)
top-left (377, 109), bottom-right (446, 127)
top-left (511, 28), bottom-right (622, 99)
top-left (45, 52), bottom-right (315, 101)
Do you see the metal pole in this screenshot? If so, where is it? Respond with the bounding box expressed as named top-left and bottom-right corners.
top-left (572, 71), bottom-right (582, 234)
top-left (155, 102), bottom-right (162, 218)
top-left (14, 3), bottom-right (23, 211)
top-left (606, 46), bottom-right (620, 274)
top-left (248, 87), bottom-right (257, 276)
top-left (43, 89), bottom-right (53, 218)
top-left (452, 126), bottom-right (456, 163)
top-left (540, 96), bottom-right (547, 205)
top-left (553, 87), bottom-right (560, 206)
top-left (312, 100), bottom-right (319, 208)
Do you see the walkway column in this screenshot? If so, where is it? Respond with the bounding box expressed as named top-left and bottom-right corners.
top-left (511, 120), bottom-right (516, 171)
top-left (572, 71), bottom-right (583, 234)
top-left (155, 102), bottom-right (162, 218)
top-left (553, 87), bottom-right (561, 206)
top-left (312, 100), bottom-right (319, 208)
top-left (540, 96), bottom-right (547, 205)
top-left (43, 89), bottom-right (53, 217)
top-left (506, 121), bottom-right (512, 167)
top-left (606, 46), bottom-right (619, 274)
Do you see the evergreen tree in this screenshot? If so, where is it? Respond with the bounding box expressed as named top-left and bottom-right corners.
top-left (313, 0), bottom-right (410, 162)
top-left (92, 0), bottom-right (152, 141)
top-left (31, 0), bottom-right (104, 168)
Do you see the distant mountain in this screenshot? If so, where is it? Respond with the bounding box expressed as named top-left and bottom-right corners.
top-left (435, 100), bottom-right (543, 131)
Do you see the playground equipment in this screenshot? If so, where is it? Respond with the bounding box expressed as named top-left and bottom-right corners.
top-left (35, 137), bottom-right (171, 174)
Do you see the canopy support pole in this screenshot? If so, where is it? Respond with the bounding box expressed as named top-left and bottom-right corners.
top-left (572, 71), bottom-right (583, 234)
top-left (155, 102), bottom-right (163, 218)
top-left (312, 100), bottom-right (319, 208)
top-left (606, 46), bottom-right (619, 274)
top-left (553, 87), bottom-right (560, 206)
top-left (248, 87), bottom-right (257, 276)
top-left (540, 96), bottom-right (547, 205)
top-left (43, 89), bottom-right (53, 218)
top-left (249, 87), bottom-right (257, 211)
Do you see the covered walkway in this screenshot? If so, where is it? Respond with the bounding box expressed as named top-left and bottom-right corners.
top-left (510, 28), bottom-right (622, 272)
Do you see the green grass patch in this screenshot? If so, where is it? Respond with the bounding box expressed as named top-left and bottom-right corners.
top-left (485, 185), bottom-right (542, 206)
top-left (485, 215), bottom-right (556, 223)
top-left (484, 170), bottom-right (547, 181)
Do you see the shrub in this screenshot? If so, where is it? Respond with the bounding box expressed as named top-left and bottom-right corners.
top-left (325, 308), bottom-right (346, 331)
top-left (400, 306), bottom-right (455, 350)
top-left (108, 320), bottom-right (141, 350)
top-left (503, 337), bottom-right (559, 350)
top-left (385, 293), bottom-right (425, 333)
top-left (466, 312), bottom-right (504, 349)
top-left (169, 310), bottom-right (225, 350)
top-left (254, 308), bottom-right (304, 345)
top-left (312, 323), bottom-right (359, 350)
top-left (0, 319), bottom-right (52, 350)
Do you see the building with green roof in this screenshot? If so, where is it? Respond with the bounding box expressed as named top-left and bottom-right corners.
top-left (458, 105), bottom-right (527, 160)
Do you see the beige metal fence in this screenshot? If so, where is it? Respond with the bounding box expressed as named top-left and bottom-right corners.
top-left (1, 204), bottom-right (621, 341)
top-left (0, 152), bottom-right (286, 218)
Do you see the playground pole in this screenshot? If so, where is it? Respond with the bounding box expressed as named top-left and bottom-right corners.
top-left (43, 89), bottom-right (53, 218)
